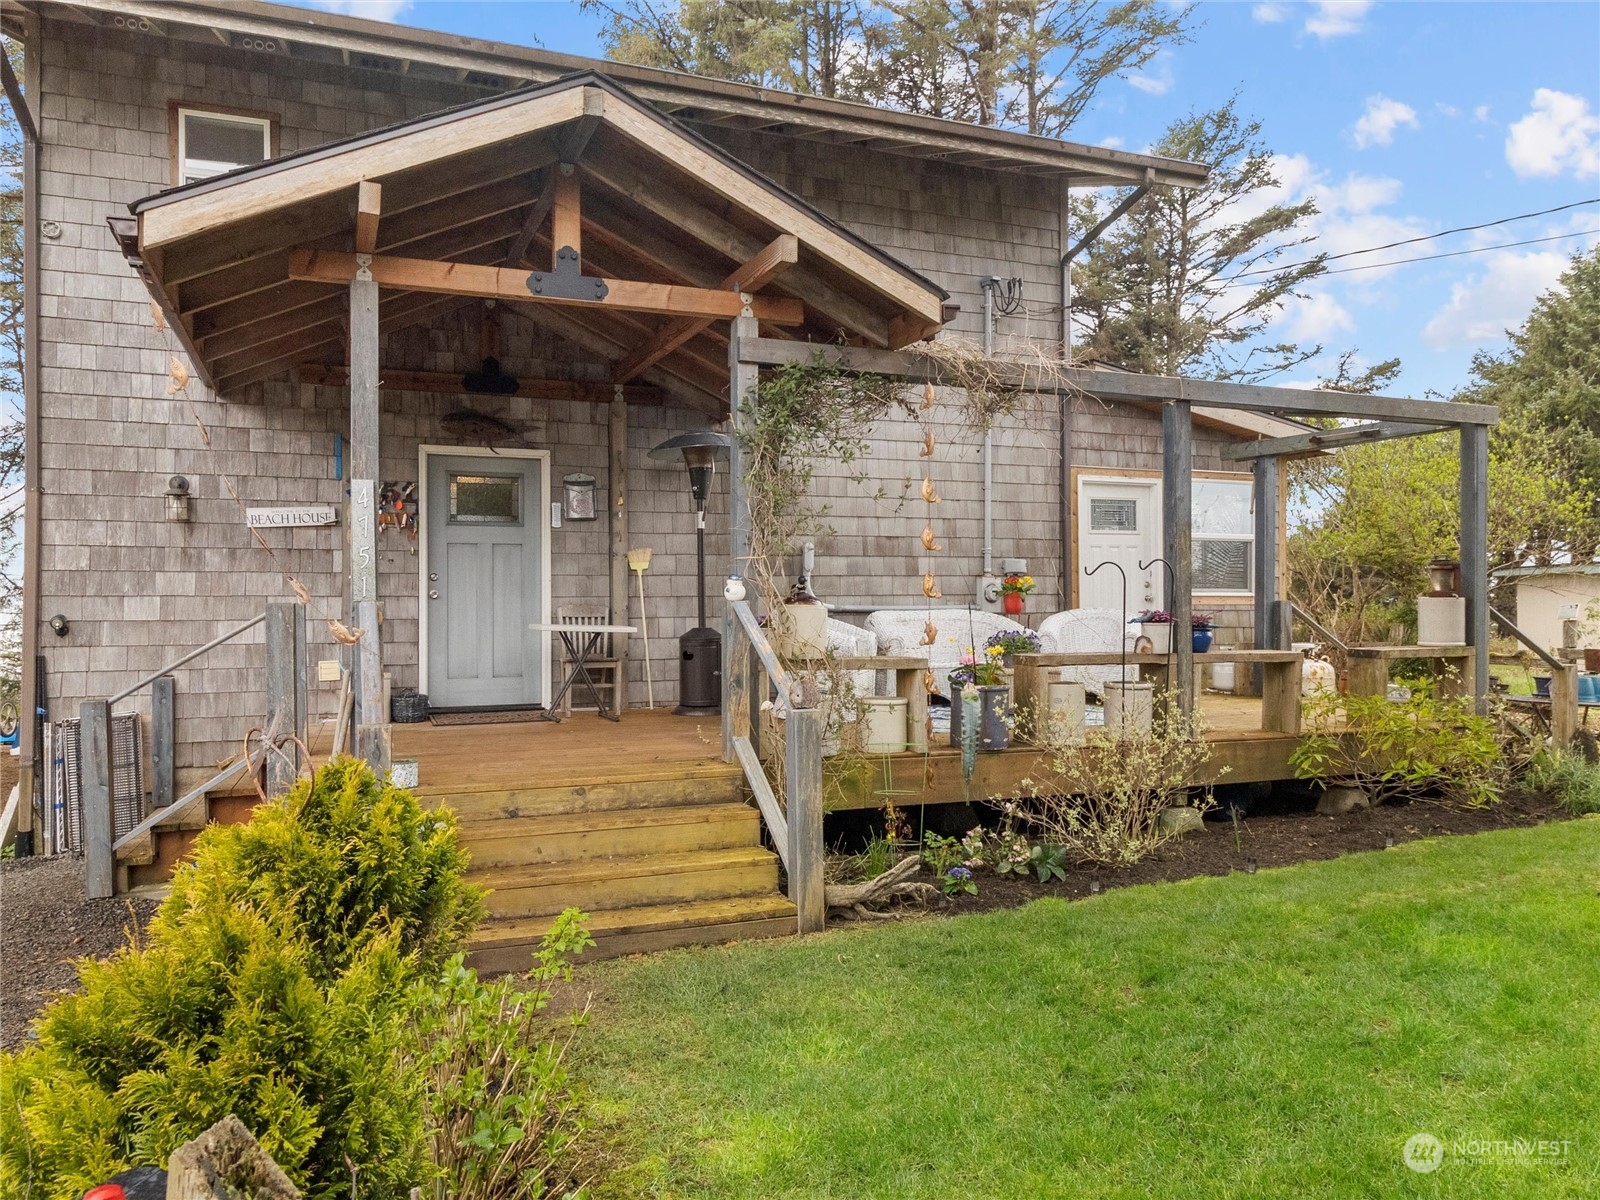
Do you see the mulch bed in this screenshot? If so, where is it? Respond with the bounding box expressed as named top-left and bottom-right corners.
top-left (892, 788), bottom-right (1572, 919)
top-left (0, 854), bottom-right (159, 1051)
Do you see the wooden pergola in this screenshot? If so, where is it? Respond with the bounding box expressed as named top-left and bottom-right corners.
top-left (113, 72), bottom-right (953, 766)
top-left (726, 339), bottom-right (1501, 715)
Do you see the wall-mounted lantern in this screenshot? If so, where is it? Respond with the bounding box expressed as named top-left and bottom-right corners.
top-left (562, 472), bottom-right (597, 521)
top-left (165, 475), bottom-right (192, 523)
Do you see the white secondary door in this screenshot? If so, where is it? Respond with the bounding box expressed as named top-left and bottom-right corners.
top-left (1078, 477), bottom-right (1163, 613)
top-left (422, 451), bottom-right (548, 709)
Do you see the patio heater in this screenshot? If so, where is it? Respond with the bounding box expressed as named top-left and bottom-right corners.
top-left (649, 431), bottom-right (733, 716)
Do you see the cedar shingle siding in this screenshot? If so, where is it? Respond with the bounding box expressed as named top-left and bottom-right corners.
top-left (33, 16), bottom-right (1249, 777)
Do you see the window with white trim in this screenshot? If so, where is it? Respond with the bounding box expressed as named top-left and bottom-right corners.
top-left (176, 108), bottom-right (271, 184)
top-left (1192, 477), bottom-right (1254, 594)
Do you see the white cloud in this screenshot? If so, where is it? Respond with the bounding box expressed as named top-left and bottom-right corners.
top-left (1252, 3), bottom-right (1290, 22)
top-left (297, 0), bottom-right (412, 20)
top-left (1504, 89), bottom-right (1600, 179)
top-left (1351, 95), bottom-right (1419, 149)
top-left (1422, 249), bottom-right (1576, 349)
top-left (1305, 1), bottom-right (1372, 38)
top-left (1127, 54), bottom-right (1175, 96)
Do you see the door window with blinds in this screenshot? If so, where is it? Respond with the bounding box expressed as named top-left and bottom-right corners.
top-left (174, 107), bottom-right (273, 184)
top-left (1192, 477), bottom-right (1254, 594)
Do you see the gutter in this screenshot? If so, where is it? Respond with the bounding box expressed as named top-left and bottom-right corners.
top-left (2, 40), bottom-right (41, 854)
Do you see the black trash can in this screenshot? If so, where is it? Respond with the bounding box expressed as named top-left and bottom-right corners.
top-left (675, 626), bottom-right (722, 716)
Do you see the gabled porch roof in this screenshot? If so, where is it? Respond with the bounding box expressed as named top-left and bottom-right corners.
top-left (114, 72), bottom-right (953, 412)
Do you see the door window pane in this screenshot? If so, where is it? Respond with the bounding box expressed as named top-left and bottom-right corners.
top-left (1090, 498), bottom-right (1137, 532)
top-left (449, 473), bottom-right (521, 524)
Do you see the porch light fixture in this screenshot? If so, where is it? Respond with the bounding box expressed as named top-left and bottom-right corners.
top-left (165, 475), bottom-right (192, 523)
top-left (649, 431), bottom-right (733, 716)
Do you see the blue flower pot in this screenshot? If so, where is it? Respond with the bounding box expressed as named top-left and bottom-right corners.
top-left (1192, 628), bottom-right (1214, 654)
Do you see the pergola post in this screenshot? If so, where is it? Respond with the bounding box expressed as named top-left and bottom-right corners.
top-left (349, 255), bottom-right (389, 771)
top-left (1162, 399), bottom-right (1194, 713)
top-left (1460, 422), bottom-right (1491, 710)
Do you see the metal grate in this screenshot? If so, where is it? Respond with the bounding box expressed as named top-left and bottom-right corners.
top-left (1090, 498), bottom-right (1138, 532)
top-left (50, 715), bottom-right (146, 851)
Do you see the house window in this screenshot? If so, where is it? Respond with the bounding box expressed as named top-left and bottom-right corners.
top-left (1192, 477), bottom-right (1254, 594)
top-left (174, 107), bottom-right (272, 184)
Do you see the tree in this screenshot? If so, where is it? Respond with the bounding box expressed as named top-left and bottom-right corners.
top-left (1069, 98), bottom-right (1326, 383)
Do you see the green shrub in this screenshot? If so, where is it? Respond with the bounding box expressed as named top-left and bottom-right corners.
top-left (1523, 749), bottom-right (1600, 815)
top-left (0, 758), bottom-right (486, 1200)
top-left (1292, 689), bottom-right (1501, 808)
top-left (406, 910), bottom-right (595, 1200)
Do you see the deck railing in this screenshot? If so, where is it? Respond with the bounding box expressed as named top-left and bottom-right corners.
top-left (83, 601), bottom-right (308, 898)
top-left (721, 598), bottom-right (825, 933)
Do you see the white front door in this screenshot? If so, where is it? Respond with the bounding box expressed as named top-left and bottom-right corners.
top-left (423, 451), bottom-right (548, 709)
top-left (1078, 477), bottom-right (1163, 614)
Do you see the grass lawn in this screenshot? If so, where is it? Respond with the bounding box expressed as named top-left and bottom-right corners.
top-left (578, 819), bottom-right (1600, 1198)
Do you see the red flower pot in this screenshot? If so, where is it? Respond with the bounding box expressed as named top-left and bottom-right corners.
top-left (1003, 592), bottom-right (1024, 616)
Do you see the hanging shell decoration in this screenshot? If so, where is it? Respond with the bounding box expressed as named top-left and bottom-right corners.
top-left (920, 431), bottom-right (937, 458)
top-left (921, 621), bottom-right (939, 647)
top-left (922, 571), bottom-right (942, 599)
top-left (921, 381), bottom-right (937, 410)
top-left (921, 524), bottom-right (943, 552)
top-left (921, 477), bottom-right (942, 504)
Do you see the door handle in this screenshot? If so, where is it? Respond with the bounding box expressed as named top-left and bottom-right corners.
top-left (429, 589), bottom-right (439, 600)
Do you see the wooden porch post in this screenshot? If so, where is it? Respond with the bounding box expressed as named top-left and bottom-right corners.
top-left (350, 256), bottom-right (389, 771)
top-left (609, 385), bottom-right (630, 708)
top-left (1163, 399), bottom-right (1194, 712)
top-left (1460, 422), bottom-right (1491, 710)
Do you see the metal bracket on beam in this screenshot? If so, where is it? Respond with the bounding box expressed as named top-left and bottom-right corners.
top-left (527, 246), bottom-right (608, 301)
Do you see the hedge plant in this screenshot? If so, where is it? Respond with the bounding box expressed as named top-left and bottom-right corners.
top-left (0, 758), bottom-right (486, 1200)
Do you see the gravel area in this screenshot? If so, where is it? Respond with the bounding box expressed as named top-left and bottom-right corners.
top-left (0, 853), bottom-right (158, 1050)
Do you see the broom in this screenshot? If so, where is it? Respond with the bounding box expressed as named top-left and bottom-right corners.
top-left (627, 547), bottom-right (655, 708)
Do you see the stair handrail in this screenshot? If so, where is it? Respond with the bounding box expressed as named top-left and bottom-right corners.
top-left (722, 597), bottom-right (825, 933)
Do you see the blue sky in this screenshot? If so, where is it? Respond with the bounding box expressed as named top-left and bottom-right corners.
top-left (295, 1), bottom-right (1600, 398)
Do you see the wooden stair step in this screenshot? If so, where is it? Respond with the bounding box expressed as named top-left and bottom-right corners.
top-left (468, 894), bottom-right (797, 970)
top-left (426, 771), bottom-right (746, 822)
top-left (457, 802), bottom-right (760, 867)
top-left (473, 846), bottom-right (780, 918)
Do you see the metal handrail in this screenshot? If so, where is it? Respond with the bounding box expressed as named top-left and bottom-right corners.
top-left (1490, 606), bottom-right (1565, 674)
top-left (106, 613), bottom-right (266, 705)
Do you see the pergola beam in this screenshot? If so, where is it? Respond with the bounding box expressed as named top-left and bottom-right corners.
top-left (286, 249), bottom-right (807, 323)
top-left (1224, 420), bottom-right (1441, 460)
top-left (732, 338), bottom-right (1499, 426)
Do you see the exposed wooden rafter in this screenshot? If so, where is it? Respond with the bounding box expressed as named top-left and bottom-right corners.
top-left (286, 250), bottom-right (808, 323)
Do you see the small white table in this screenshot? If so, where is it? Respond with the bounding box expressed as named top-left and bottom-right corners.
top-left (529, 622), bottom-right (636, 722)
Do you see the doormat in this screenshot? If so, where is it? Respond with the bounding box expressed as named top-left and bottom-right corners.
top-left (428, 709), bottom-right (547, 727)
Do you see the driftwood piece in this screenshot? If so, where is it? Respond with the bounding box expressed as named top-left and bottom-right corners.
top-left (166, 1114), bottom-right (300, 1200)
top-left (825, 855), bottom-right (939, 920)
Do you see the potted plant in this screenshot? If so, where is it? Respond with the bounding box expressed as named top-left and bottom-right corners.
top-left (948, 646), bottom-right (1012, 750)
top-left (985, 627), bottom-right (1042, 669)
top-left (1192, 612), bottom-right (1215, 654)
top-left (1131, 609), bottom-right (1173, 655)
top-left (999, 572), bottom-right (1035, 616)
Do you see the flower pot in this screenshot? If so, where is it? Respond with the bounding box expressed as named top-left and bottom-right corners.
top-left (1003, 591), bottom-right (1024, 616)
top-left (1192, 628), bottom-right (1214, 654)
top-left (978, 684), bottom-right (1011, 750)
top-left (1137, 621), bottom-right (1172, 655)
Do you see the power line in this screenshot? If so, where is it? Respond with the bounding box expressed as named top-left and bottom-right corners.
top-left (1226, 196), bottom-right (1600, 282)
top-left (1219, 227), bottom-right (1600, 288)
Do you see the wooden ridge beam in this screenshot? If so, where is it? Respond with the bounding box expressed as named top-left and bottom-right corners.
top-left (297, 364), bottom-right (665, 405)
top-left (616, 234), bottom-right (798, 383)
top-left (287, 249), bottom-right (807, 323)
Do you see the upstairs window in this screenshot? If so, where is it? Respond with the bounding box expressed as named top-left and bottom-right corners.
top-left (172, 106), bottom-right (274, 185)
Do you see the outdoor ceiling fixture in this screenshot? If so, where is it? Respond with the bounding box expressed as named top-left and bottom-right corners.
top-left (165, 475), bottom-right (192, 523)
top-left (650, 431), bottom-right (734, 716)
